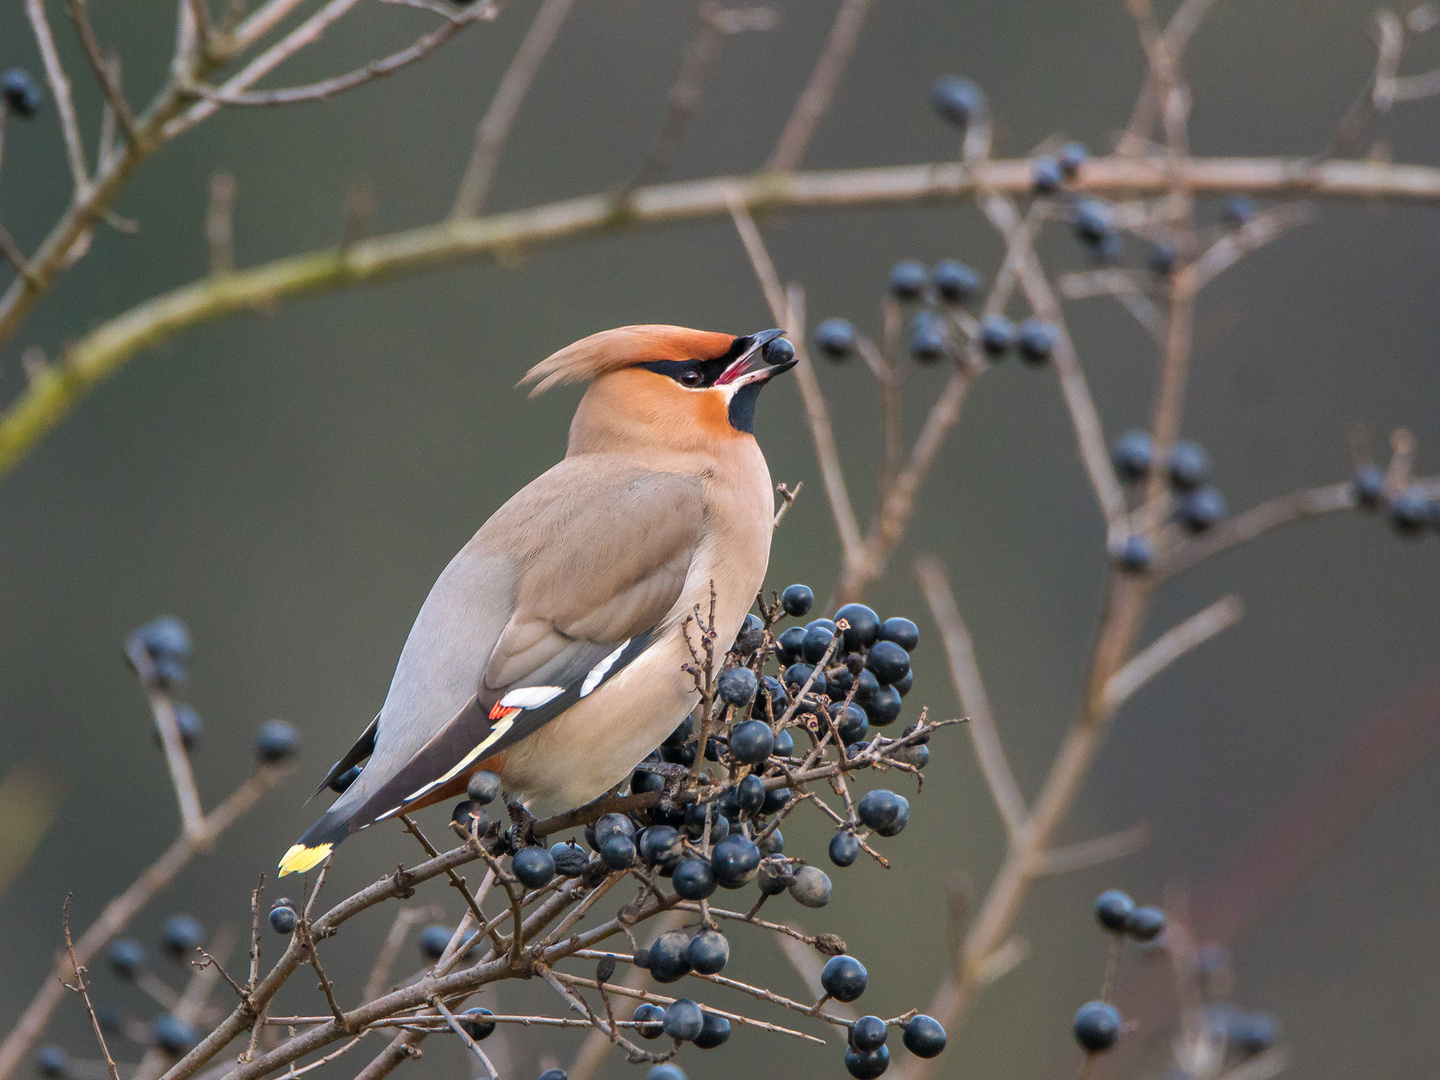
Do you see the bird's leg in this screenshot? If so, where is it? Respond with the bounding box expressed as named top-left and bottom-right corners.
top-left (504, 798), bottom-right (538, 848)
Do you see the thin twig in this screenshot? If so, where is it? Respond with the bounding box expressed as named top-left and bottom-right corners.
top-left (1034, 824), bottom-right (1151, 875)
top-left (66, 0), bottom-right (138, 143)
top-left (765, 0), bottom-right (875, 172)
top-left (61, 897), bottom-right (122, 1080)
top-left (24, 0), bottom-right (89, 191)
top-left (915, 556), bottom-right (1028, 838)
top-left (451, 0), bottom-right (575, 217)
top-left (1102, 595), bottom-right (1243, 713)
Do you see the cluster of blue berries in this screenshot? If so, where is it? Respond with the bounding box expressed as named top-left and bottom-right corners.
top-left (126, 616), bottom-right (300, 764)
top-left (1106, 432), bottom-right (1227, 571)
top-left (35, 916), bottom-right (210, 1074)
top-left (1070, 889), bottom-right (1167, 1056)
top-left (1352, 462), bottom-right (1440, 537)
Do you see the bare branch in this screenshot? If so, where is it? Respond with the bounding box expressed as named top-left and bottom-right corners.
top-left (915, 556), bottom-right (1028, 839)
top-left (206, 173), bottom-right (236, 276)
top-left (1103, 594), bottom-right (1243, 714)
top-left (765, 0), bottom-right (874, 172)
top-left (66, 0), bottom-right (138, 144)
top-left (60, 897), bottom-right (122, 1080)
top-left (728, 197), bottom-right (864, 557)
top-left (1034, 823), bottom-right (1151, 875)
top-left (1160, 481), bottom-right (1359, 577)
top-left (24, 0), bottom-right (89, 191)
top-left (452, 0), bottom-right (575, 218)
top-left (1189, 202), bottom-right (1313, 290)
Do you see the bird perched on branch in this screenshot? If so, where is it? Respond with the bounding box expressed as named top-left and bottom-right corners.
top-left (279, 325), bottom-right (796, 875)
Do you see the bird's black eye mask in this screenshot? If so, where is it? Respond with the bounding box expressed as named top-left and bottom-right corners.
top-left (638, 336), bottom-right (751, 389)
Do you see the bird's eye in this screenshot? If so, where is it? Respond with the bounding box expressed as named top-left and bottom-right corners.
top-left (679, 369), bottom-right (704, 387)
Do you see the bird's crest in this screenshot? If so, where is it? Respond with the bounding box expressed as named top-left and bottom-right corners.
top-left (521, 325), bottom-right (735, 396)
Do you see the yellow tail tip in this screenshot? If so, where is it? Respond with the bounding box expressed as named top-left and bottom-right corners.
top-left (278, 842), bottom-right (333, 876)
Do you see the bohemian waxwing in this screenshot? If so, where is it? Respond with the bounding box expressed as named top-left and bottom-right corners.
top-left (278, 325), bottom-right (796, 875)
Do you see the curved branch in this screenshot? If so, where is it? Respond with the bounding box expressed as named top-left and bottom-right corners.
top-left (4, 155), bottom-right (1440, 481)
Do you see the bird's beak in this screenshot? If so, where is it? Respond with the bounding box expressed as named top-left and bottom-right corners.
top-left (715, 328), bottom-right (796, 388)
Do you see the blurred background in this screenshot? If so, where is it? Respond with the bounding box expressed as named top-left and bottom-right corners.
top-left (1, 0), bottom-right (1439, 1077)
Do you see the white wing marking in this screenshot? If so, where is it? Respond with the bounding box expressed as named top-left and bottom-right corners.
top-left (581, 641), bottom-right (629, 697)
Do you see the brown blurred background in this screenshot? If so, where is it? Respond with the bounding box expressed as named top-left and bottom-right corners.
top-left (1, 1), bottom-right (1439, 1077)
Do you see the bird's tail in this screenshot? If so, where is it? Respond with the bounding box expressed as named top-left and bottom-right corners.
top-left (278, 807), bottom-right (352, 876)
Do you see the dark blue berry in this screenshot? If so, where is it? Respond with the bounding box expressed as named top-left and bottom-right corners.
top-left (829, 831), bottom-right (860, 866)
top-left (802, 624), bottom-right (837, 664)
top-left (648, 930), bottom-right (693, 983)
top-left (1221, 194), bottom-right (1257, 228)
top-left (687, 929), bottom-right (729, 974)
top-left (33, 1048), bottom-right (68, 1078)
top-left (460, 1008), bottom-right (495, 1040)
top-left (776, 625), bottom-right (807, 665)
top-left (851, 1016), bottom-right (888, 1052)
top-left (757, 827), bottom-right (784, 856)
top-left (1017, 319), bottom-right (1057, 363)
top-left (452, 799), bottom-right (487, 835)
top-left (1148, 240), bottom-right (1176, 277)
top-left (834, 603), bottom-right (881, 649)
top-left (717, 666), bottom-right (757, 706)
top-left (978, 314), bottom-right (1014, 356)
top-left (551, 841), bottom-right (588, 876)
top-left (1226, 1012), bottom-right (1280, 1057)
top-left (932, 260), bottom-right (982, 304)
top-left (1073, 1001), bottom-right (1121, 1052)
top-left (631, 765), bottom-right (665, 796)
top-left (329, 763), bottom-right (361, 793)
top-left (821, 954), bottom-right (868, 1002)
top-left (734, 612), bottom-right (765, 654)
top-left (152, 1015), bottom-right (199, 1056)
top-left (693, 1011), bottom-right (730, 1049)
top-left (851, 668), bottom-right (880, 704)
top-left (909, 311), bottom-right (948, 363)
top-left (637, 825), bottom-right (683, 868)
top-left (1111, 430), bottom-right (1154, 481)
top-left (888, 261), bottom-right (928, 301)
top-left (1058, 142), bottom-right (1088, 177)
top-left (772, 727), bottom-right (794, 756)
top-left (1177, 487), bottom-right (1227, 532)
top-left (833, 702), bottom-right (869, 744)
top-left (647, 1066), bottom-right (684, 1080)
top-left (1390, 486), bottom-right (1430, 535)
top-left (857, 789), bottom-right (909, 836)
top-left (634, 1003), bottom-right (666, 1039)
top-left (735, 774), bottom-right (766, 814)
top-left (789, 865), bottom-right (832, 908)
top-left (866, 641), bottom-right (911, 685)
top-left (930, 76), bottom-right (983, 126)
top-left (129, 616), bottom-right (191, 687)
top-left (844, 1045), bottom-right (889, 1079)
top-left (762, 786), bottom-right (792, 814)
top-left (593, 813), bottom-right (635, 847)
top-left (161, 915), bottom-right (204, 957)
top-left (108, 938), bottom-right (145, 977)
top-left (711, 835), bottom-right (762, 888)
top-left (664, 717), bottom-right (695, 748)
top-left (892, 668), bottom-right (913, 697)
top-left (538, 1071), bottom-right (567, 1080)
top-left (154, 703), bottom-right (202, 751)
top-left (254, 720), bottom-right (299, 763)
top-left (1095, 889), bottom-right (1135, 931)
top-left (662, 998), bottom-right (704, 1041)
top-left (878, 617), bottom-right (919, 650)
top-left (268, 905), bottom-right (297, 935)
top-left (729, 720), bottom-right (775, 765)
top-left (902, 1015), bottom-right (947, 1058)
top-left (1125, 905), bottom-right (1166, 942)
top-left (672, 857), bottom-right (717, 900)
top-left (1073, 199), bottom-right (1114, 245)
top-left (1114, 534), bottom-right (1154, 572)
top-left (783, 662), bottom-right (826, 698)
top-left (816, 318), bottom-right (858, 359)
top-left (1352, 464), bottom-right (1385, 510)
top-left (1092, 230), bottom-right (1124, 264)
top-left (780, 584), bottom-right (814, 617)
top-left (599, 834), bottom-right (635, 870)
top-left (513, 845), bottom-right (557, 888)
top-left (418, 924), bottom-right (451, 960)
top-left (1167, 440), bottom-right (1211, 491)
top-left (467, 770), bottom-right (502, 805)
top-left (1031, 156), bottom-right (1063, 194)
top-left (863, 684), bottom-right (903, 727)
top-left (762, 336), bottom-right (794, 368)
